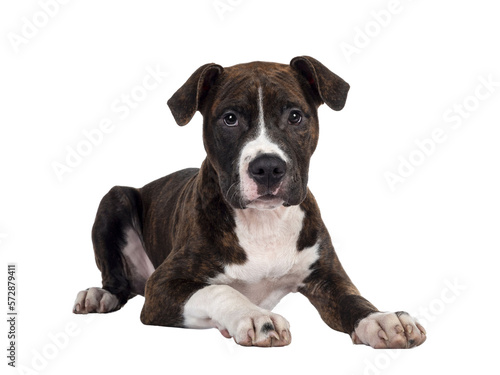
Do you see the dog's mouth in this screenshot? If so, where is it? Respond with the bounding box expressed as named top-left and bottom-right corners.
top-left (257, 193), bottom-right (278, 201)
top-left (246, 193), bottom-right (284, 210)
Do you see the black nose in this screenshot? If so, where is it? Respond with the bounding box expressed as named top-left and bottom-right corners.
top-left (248, 154), bottom-right (287, 188)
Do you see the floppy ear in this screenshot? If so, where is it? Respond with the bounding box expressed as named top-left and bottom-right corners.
top-left (290, 56), bottom-right (350, 111)
top-left (167, 63), bottom-right (223, 126)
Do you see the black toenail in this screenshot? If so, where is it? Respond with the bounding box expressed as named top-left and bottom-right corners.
top-left (261, 323), bottom-right (274, 334)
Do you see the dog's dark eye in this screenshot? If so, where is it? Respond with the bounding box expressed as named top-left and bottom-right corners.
top-left (223, 113), bottom-right (238, 127)
top-left (288, 110), bottom-right (302, 125)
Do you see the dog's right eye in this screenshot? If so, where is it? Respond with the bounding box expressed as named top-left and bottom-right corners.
top-left (223, 113), bottom-right (239, 127)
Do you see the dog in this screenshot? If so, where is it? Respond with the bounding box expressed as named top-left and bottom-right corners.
top-left (73, 56), bottom-right (426, 348)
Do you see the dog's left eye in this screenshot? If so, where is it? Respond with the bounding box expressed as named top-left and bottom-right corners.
top-left (288, 110), bottom-right (302, 125)
top-left (223, 113), bottom-right (239, 127)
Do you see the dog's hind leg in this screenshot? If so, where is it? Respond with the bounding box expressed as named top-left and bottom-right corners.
top-left (73, 186), bottom-right (154, 314)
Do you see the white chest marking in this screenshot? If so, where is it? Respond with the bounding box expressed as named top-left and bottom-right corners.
top-left (210, 205), bottom-right (319, 310)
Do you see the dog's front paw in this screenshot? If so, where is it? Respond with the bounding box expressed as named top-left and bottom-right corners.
top-left (228, 311), bottom-right (291, 347)
top-left (352, 311), bottom-right (426, 349)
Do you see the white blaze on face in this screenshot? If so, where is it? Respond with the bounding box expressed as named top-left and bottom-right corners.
top-left (239, 86), bottom-right (288, 204)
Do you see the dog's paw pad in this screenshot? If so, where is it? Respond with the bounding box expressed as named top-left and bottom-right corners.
top-left (352, 311), bottom-right (426, 349)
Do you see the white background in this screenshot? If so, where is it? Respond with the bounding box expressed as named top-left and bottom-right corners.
top-left (1, 0), bottom-right (499, 374)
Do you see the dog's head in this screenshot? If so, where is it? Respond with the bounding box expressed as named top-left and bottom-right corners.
top-left (167, 56), bottom-right (349, 210)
